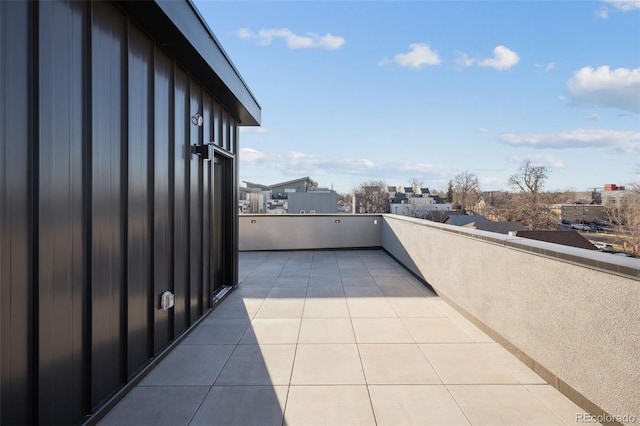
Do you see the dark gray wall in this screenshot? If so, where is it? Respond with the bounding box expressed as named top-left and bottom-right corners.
top-left (0, 1), bottom-right (247, 424)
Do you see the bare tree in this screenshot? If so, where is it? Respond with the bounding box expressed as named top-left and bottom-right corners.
top-left (452, 170), bottom-right (480, 213)
top-left (605, 183), bottom-right (640, 256)
top-left (508, 160), bottom-right (551, 229)
top-left (353, 180), bottom-right (389, 213)
top-left (408, 177), bottom-right (423, 195)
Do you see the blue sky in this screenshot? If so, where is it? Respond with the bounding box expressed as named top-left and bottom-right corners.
top-left (194, 0), bottom-right (640, 194)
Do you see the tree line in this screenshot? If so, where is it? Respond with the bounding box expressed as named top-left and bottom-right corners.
top-left (350, 160), bottom-right (640, 254)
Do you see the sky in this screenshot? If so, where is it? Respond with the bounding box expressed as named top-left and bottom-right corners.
top-left (194, 0), bottom-right (640, 194)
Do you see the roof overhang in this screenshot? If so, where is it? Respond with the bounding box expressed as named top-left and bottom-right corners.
top-left (115, 0), bottom-right (261, 126)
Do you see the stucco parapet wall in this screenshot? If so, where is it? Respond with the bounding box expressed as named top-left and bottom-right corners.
top-left (381, 214), bottom-right (639, 282)
top-left (239, 214), bottom-right (383, 251)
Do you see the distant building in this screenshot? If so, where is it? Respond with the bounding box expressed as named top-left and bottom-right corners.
top-left (239, 187), bottom-right (265, 214)
top-left (552, 204), bottom-right (604, 224)
top-left (600, 189), bottom-right (633, 209)
top-left (241, 176), bottom-right (338, 214)
top-left (388, 186), bottom-right (452, 217)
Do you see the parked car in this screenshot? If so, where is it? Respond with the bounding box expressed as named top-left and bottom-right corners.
top-left (571, 224), bottom-right (589, 231)
top-left (561, 219), bottom-right (571, 225)
top-left (593, 242), bottom-right (613, 251)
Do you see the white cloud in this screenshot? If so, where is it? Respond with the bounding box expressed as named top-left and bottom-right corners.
top-left (235, 28), bottom-right (345, 50)
top-left (236, 28), bottom-right (255, 39)
top-left (239, 147), bottom-right (453, 182)
top-left (479, 176), bottom-right (509, 187)
top-left (545, 62), bottom-right (555, 72)
top-left (586, 114), bottom-right (599, 121)
top-left (567, 66), bottom-right (640, 113)
top-left (453, 52), bottom-right (475, 70)
top-left (501, 128), bottom-right (640, 154)
top-left (240, 147), bottom-right (269, 163)
top-left (602, 0), bottom-right (640, 11)
top-left (508, 154), bottom-right (565, 169)
top-left (596, 7), bottom-right (610, 18)
top-left (392, 43), bottom-right (441, 69)
top-left (478, 128), bottom-right (490, 133)
top-left (478, 46), bottom-right (520, 71)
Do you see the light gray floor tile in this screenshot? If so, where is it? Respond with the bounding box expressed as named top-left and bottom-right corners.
top-left (448, 384), bottom-right (565, 425)
top-left (486, 343), bottom-right (547, 384)
top-left (359, 344), bottom-right (441, 384)
top-left (377, 282), bottom-right (424, 297)
top-left (239, 318), bottom-right (301, 344)
top-left (302, 298), bottom-right (350, 318)
top-left (190, 386), bottom-right (288, 426)
top-left (255, 299), bottom-right (305, 319)
top-left (387, 297), bottom-right (447, 318)
top-left (267, 287), bottom-right (307, 298)
top-left (182, 318), bottom-right (251, 345)
top-left (305, 286), bottom-right (345, 298)
top-left (291, 344), bottom-right (365, 385)
top-left (208, 298), bottom-right (263, 320)
top-left (419, 343), bottom-right (520, 384)
top-left (140, 345), bottom-right (234, 386)
top-left (98, 386), bottom-right (208, 426)
top-left (344, 286), bottom-right (385, 297)
top-left (230, 286), bottom-right (272, 298)
top-left (284, 386), bottom-right (376, 426)
top-left (351, 318), bottom-right (415, 343)
top-left (402, 317), bottom-right (475, 343)
top-left (298, 318), bottom-right (356, 343)
top-left (525, 384), bottom-right (591, 424)
top-left (346, 297), bottom-right (397, 317)
top-left (309, 269), bottom-right (340, 278)
top-left (308, 275), bottom-right (342, 286)
top-left (446, 314), bottom-right (496, 343)
top-left (215, 344), bottom-right (296, 385)
top-left (341, 276), bottom-right (378, 287)
top-left (369, 385), bottom-right (471, 426)
top-left (104, 251), bottom-right (574, 426)
top-left (275, 275), bottom-right (309, 287)
top-left (239, 276), bottom-right (277, 287)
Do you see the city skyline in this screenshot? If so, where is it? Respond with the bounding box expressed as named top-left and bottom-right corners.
top-left (194, 0), bottom-right (640, 194)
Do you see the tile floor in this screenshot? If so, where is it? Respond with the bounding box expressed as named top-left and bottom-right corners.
top-left (100, 250), bottom-right (590, 426)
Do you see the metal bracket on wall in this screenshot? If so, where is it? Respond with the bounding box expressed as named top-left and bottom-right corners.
top-left (191, 144), bottom-right (210, 161)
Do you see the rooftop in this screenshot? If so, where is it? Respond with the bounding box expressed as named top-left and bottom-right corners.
top-left (101, 250), bottom-right (587, 425)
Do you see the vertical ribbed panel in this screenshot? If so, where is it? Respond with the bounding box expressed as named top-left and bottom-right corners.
top-left (90, 1), bottom-right (125, 407)
top-left (126, 23), bottom-right (152, 379)
top-left (0, 1), bottom-right (33, 424)
top-left (153, 47), bottom-right (173, 352)
top-left (37, 1), bottom-right (86, 422)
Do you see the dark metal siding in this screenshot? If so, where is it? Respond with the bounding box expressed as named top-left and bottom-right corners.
top-left (173, 66), bottom-right (189, 337)
top-left (0, 1), bottom-right (249, 424)
top-left (126, 23), bottom-right (152, 378)
top-left (153, 47), bottom-right (173, 352)
top-left (90, 1), bottom-right (125, 406)
top-left (37, 1), bottom-right (87, 422)
top-left (189, 80), bottom-right (203, 323)
top-left (0, 2), bottom-right (34, 424)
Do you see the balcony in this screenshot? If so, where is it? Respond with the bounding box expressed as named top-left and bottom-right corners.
top-left (99, 215), bottom-right (638, 426)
